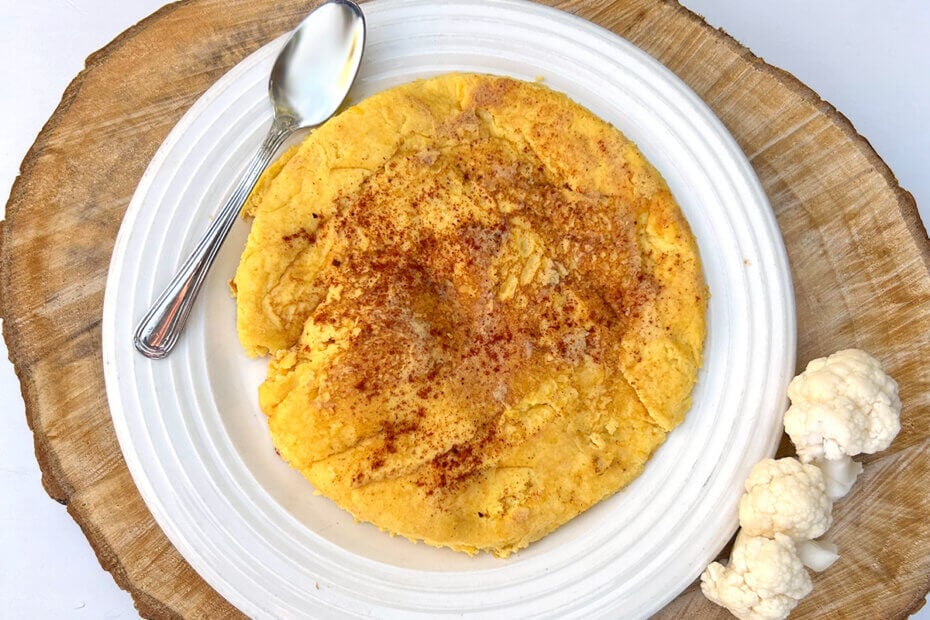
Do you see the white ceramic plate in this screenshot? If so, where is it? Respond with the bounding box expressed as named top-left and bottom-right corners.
top-left (103, 0), bottom-right (795, 617)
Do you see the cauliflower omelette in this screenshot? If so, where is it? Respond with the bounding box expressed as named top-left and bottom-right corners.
top-left (233, 74), bottom-right (707, 557)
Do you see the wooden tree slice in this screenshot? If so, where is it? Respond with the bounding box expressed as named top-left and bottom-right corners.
top-left (1, 0), bottom-right (927, 618)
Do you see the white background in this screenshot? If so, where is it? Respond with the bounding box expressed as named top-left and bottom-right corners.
top-left (1, 1), bottom-right (927, 618)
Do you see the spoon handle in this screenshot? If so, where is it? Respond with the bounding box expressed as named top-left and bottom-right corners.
top-left (133, 115), bottom-right (296, 359)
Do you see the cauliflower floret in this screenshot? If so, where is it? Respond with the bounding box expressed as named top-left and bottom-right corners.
top-left (738, 458), bottom-right (832, 540)
top-left (784, 349), bottom-right (900, 463)
top-left (701, 532), bottom-right (812, 620)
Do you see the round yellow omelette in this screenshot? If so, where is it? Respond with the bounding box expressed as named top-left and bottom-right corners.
top-left (233, 73), bottom-right (707, 557)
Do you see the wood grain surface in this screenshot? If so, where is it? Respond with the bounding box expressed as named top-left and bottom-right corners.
top-left (1, 0), bottom-right (927, 618)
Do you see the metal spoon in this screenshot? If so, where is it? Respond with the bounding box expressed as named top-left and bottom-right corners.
top-left (133, 0), bottom-right (366, 359)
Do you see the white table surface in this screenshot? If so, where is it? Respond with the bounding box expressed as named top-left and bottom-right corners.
top-left (1, 1), bottom-right (927, 618)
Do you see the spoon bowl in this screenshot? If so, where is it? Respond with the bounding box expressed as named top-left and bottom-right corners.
top-left (133, 0), bottom-right (366, 359)
top-left (271, 0), bottom-right (366, 125)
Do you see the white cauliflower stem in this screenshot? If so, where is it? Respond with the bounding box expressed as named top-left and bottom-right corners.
top-left (813, 456), bottom-right (863, 500)
top-left (738, 458), bottom-right (832, 540)
top-left (796, 539), bottom-right (839, 572)
top-left (701, 532), bottom-right (812, 620)
top-left (784, 349), bottom-right (901, 463)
